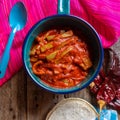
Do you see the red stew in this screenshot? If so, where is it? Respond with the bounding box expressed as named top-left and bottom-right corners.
top-left (30, 29), bottom-right (92, 88)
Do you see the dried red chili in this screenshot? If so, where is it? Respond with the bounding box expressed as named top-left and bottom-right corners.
top-left (89, 71), bottom-right (104, 93)
top-left (96, 77), bottom-right (116, 103)
top-left (89, 48), bottom-right (120, 110)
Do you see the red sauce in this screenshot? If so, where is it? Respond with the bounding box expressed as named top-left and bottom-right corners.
top-left (30, 29), bottom-right (92, 88)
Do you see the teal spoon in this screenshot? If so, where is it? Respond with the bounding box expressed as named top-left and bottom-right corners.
top-left (0, 2), bottom-right (27, 78)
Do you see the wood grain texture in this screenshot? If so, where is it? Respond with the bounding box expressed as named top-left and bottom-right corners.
top-left (0, 69), bottom-right (27, 120)
top-left (0, 40), bottom-right (120, 120)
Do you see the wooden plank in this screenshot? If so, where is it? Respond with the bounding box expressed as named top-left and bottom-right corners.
top-left (0, 69), bottom-right (27, 120)
top-left (27, 76), bottom-right (57, 120)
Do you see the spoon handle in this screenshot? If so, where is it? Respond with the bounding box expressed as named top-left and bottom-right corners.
top-left (0, 28), bottom-right (16, 78)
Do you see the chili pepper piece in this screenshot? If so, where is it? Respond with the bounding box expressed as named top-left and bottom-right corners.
top-left (108, 48), bottom-right (120, 76)
top-left (99, 69), bottom-right (106, 79)
top-left (116, 88), bottom-right (120, 100)
top-left (97, 77), bottom-right (116, 103)
top-left (93, 74), bottom-right (104, 86)
top-left (89, 73), bottom-right (104, 93)
top-left (89, 82), bottom-right (99, 93)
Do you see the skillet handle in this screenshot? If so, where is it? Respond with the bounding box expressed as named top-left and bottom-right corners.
top-left (58, 0), bottom-right (70, 14)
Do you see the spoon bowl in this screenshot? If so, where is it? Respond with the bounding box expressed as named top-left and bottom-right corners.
top-left (9, 2), bottom-right (27, 30)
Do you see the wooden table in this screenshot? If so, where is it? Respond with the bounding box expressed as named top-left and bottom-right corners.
top-left (0, 40), bottom-right (120, 120)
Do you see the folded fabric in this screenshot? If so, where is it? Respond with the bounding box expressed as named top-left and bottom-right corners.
top-left (0, 0), bottom-right (120, 86)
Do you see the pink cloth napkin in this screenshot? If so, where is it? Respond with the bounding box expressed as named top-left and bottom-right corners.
top-left (0, 0), bottom-right (120, 86)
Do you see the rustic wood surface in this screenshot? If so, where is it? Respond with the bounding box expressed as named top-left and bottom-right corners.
top-left (0, 40), bottom-right (120, 120)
